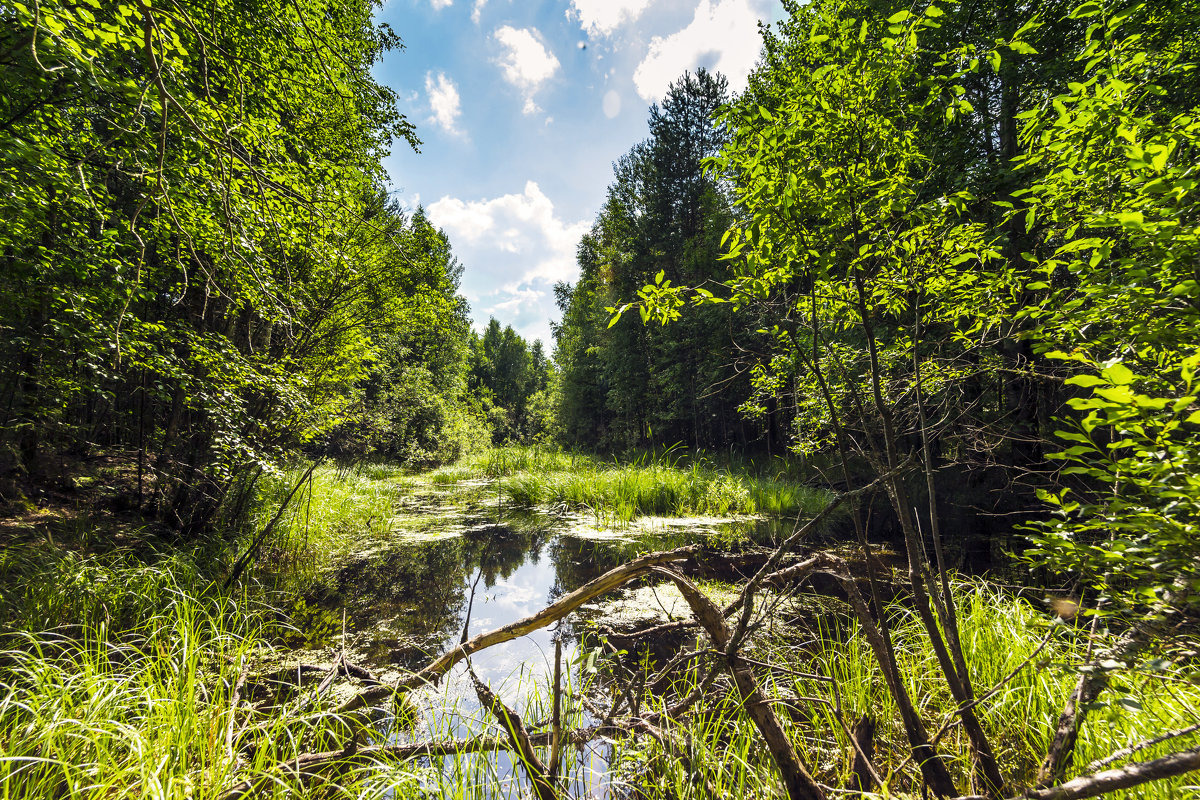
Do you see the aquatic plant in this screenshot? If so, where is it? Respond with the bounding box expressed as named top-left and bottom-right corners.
top-left (429, 445), bottom-right (830, 522)
top-left (613, 581), bottom-right (1200, 799)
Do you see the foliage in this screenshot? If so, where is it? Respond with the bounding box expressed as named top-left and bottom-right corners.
top-left (320, 208), bottom-right (484, 468)
top-left (469, 319), bottom-right (554, 444)
top-left (1011, 1), bottom-right (1200, 612)
top-left (553, 70), bottom-right (772, 453)
top-left (0, 0), bottom-right (468, 530)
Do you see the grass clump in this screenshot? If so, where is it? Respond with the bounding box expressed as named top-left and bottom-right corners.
top-left (0, 539), bottom-right (413, 799)
top-left (250, 463), bottom-right (406, 591)
top-left (430, 445), bottom-right (830, 523)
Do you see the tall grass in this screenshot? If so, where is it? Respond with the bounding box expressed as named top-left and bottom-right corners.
top-left (250, 463), bottom-right (406, 591)
top-left (0, 542), bottom-right (402, 799)
top-left (615, 582), bottom-right (1200, 798)
top-left (428, 446), bottom-right (831, 522)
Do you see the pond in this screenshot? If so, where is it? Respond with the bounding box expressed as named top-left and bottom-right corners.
top-left (296, 478), bottom-right (803, 797)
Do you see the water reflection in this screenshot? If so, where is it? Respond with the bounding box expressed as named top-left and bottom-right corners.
top-left (315, 490), bottom-right (799, 797)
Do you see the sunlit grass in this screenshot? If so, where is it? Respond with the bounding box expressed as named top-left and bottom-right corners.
top-left (428, 445), bottom-right (831, 522)
top-left (250, 463), bottom-right (405, 591)
top-left (0, 541), bottom-right (387, 799)
top-left (615, 581), bottom-right (1200, 799)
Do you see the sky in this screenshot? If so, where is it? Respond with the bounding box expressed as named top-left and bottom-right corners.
top-left (374, 0), bottom-right (784, 348)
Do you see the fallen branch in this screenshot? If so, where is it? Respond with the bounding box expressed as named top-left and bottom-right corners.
top-left (471, 667), bottom-right (558, 800)
top-left (1024, 743), bottom-right (1200, 800)
top-left (657, 566), bottom-right (827, 800)
top-left (335, 545), bottom-right (700, 714)
top-left (1084, 723), bottom-right (1200, 773)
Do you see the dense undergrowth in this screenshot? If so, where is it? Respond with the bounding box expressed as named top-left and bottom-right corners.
top-left (0, 536), bottom-right (431, 799)
top-left (618, 584), bottom-right (1200, 799)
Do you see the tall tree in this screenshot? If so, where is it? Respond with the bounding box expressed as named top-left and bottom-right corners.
top-left (0, 0), bottom-right (435, 530)
top-left (554, 70), bottom-right (764, 451)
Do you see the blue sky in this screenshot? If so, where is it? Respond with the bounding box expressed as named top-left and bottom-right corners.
top-left (374, 0), bottom-right (782, 347)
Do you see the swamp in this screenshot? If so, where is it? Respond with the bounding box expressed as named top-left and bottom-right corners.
top-left (4, 0), bottom-right (1200, 797)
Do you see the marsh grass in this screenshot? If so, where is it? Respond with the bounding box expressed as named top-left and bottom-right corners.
top-left (428, 446), bottom-right (830, 523)
top-left (251, 463), bottom-right (407, 591)
top-left (616, 582), bottom-right (1200, 799)
top-left (0, 540), bottom-right (430, 800)
top-left (0, 543), bottom-right (301, 798)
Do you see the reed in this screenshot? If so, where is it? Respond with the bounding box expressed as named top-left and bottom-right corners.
top-left (613, 581), bottom-right (1200, 798)
top-left (250, 463), bottom-right (405, 591)
top-left (0, 540), bottom-right (418, 800)
top-left (428, 445), bottom-right (830, 522)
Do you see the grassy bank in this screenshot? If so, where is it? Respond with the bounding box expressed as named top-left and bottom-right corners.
top-left (615, 582), bottom-right (1200, 799)
top-left (249, 462), bottom-right (409, 592)
top-left (0, 538), bottom-right (399, 799)
top-left (430, 446), bottom-right (831, 523)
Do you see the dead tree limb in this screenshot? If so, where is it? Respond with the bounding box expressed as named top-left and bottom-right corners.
top-left (1084, 723), bottom-right (1200, 773)
top-left (336, 545), bottom-right (699, 714)
top-left (657, 567), bottom-right (827, 800)
top-left (1023, 744), bottom-right (1200, 800)
top-left (470, 667), bottom-right (558, 800)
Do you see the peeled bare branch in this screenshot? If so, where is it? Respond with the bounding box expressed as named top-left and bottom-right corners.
top-left (336, 545), bottom-right (699, 714)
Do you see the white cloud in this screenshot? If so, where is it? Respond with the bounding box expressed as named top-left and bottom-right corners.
top-left (425, 72), bottom-right (464, 137)
top-left (427, 181), bottom-right (586, 282)
top-left (426, 182), bottom-right (589, 344)
top-left (493, 26), bottom-right (560, 114)
top-left (430, 0), bottom-right (452, 9)
top-left (471, 0), bottom-right (486, 23)
top-left (633, 0), bottom-right (767, 102)
top-left (568, 0), bottom-right (652, 37)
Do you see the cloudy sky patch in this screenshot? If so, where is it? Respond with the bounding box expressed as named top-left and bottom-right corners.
top-left (379, 0), bottom-right (781, 345)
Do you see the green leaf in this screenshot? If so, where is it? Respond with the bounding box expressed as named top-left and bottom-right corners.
top-left (1101, 363), bottom-right (1135, 385)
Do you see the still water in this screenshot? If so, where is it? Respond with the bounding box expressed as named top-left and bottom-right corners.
top-left (310, 481), bottom-right (792, 797)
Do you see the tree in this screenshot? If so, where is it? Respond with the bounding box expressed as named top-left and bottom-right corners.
top-left (0, 0), bottom-right (430, 530)
top-left (555, 70), bottom-right (766, 452)
top-left (468, 320), bottom-right (551, 444)
top-left (632, 0), bottom-right (1200, 793)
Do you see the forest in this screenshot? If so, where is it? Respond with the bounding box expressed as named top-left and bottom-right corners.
top-left (1, 0), bottom-right (1199, 798)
